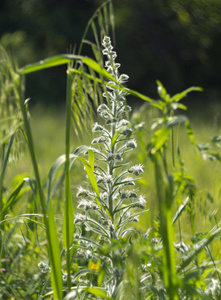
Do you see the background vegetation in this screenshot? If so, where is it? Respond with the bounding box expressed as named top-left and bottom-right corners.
top-left (0, 0), bottom-right (221, 109)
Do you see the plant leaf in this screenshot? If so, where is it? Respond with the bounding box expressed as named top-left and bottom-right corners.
top-left (48, 201), bottom-right (63, 300)
top-left (171, 86), bottom-right (203, 102)
top-left (19, 54), bottom-right (83, 74)
top-left (172, 196), bottom-right (190, 224)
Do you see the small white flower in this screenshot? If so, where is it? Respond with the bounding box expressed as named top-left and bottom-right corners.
top-left (77, 199), bottom-right (93, 210)
top-left (105, 174), bottom-right (113, 184)
top-left (100, 192), bottom-right (108, 200)
top-left (92, 122), bottom-right (104, 132)
top-left (120, 190), bottom-right (128, 199)
top-left (107, 152), bottom-right (114, 161)
top-left (123, 177), bottom-right (135, 186)
top-left (97, 103), bottom-right (109, 113)
top-left (85, 249), bottom-right (92, 259)
top-left (115, 153), bottom-right (123, 161)
top-left (91, 136), bottom-right (106, 144)
top-left (77, 186), bottom-right (89, 197)
top-left (126, 139), bottom-right (137, 149)
top-left (128, 190), bottom-right (138, 199)
top-left (74, 213), bottom-right (85, 224)
top-left (119, 74), bottom-right (129, 83)
top-left (121, 127), bottom-right (132, 136)
top-left (128, 164), bottom-right (144, 176)
top-left (96, 175), bottom-right (105, 184)
top-left (118, 119), bottom-right (130, 127)
top-left (138, 195), bottom-right (146, 209)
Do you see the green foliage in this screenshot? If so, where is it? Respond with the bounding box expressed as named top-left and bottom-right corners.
top-left (1, 3), bottom-right (221, 299)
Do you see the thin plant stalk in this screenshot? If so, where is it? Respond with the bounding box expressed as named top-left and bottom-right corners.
top-left (0, 134), bottom-right (14, 213)
top-left (17, 74), bottom-right (63, 300)
top-left (64, 69), bottom-right (74, 292)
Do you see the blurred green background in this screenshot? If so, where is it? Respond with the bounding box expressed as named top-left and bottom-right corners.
top-left (1, 0), bottom-right (221, 109)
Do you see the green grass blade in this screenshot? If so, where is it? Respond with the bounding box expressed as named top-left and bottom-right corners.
top-left (78, 154), bottom-right (99, 197)
top-left (82, 57), bottom-right (116, 82)
top-left (77, 0), bottom-right (111, 55)
top-left (172, 196), bottom-right (190, 225)
top-left (47, 154), bottom-right (66, 203)
top-left (0, 179), bottom-right (25, 220)
top-left (48, 201), bottom-right (63, 300)
top-left (19, 54), bottom-right (83, 74)
top-left (0, 134), bottom-right (14, 211)
top-left (88, 149), bottom-right (95, 172)
top-left (171, 86), bottom-right (203, 102)
top-left (63, 188), bottom-right (74, 249)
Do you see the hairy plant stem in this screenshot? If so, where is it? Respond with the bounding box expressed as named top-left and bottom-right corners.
top-left (109, 100), bottom-right (116, 220)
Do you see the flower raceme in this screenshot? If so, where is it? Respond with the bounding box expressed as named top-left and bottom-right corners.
top-left (74, 36), bottom-right (147, 296)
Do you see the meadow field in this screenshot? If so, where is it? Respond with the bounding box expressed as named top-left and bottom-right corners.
top-left (1, 2), bottom-right (221, 299)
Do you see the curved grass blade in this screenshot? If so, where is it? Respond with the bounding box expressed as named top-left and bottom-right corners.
top-left (70, 67), bottom-right (157, 106)
top-left (77, 151), bottom-right (99, 197)
top-left (172, 196), bottom-right (190, 225)
top-left (0, 176), bottom-right (32, 220)
top-left (84, 287), bottom-right (114, 300)
top-left (0, 134), bottom-right (14, 211)
top-left (19, 54), bottom-right (83, 74)
top-left (171, 86), bottom-right (203, 102)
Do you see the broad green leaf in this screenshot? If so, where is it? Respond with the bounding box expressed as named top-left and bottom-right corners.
top-left (19, 54), bottom-right (83, 74)
top-left (152, 127), bottom-right (169, 151)
top-left (48, 201), bottom-right (63, 300)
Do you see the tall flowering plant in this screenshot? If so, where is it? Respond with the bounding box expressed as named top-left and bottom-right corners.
top-left (73, 36), bottom-right (147, 297)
